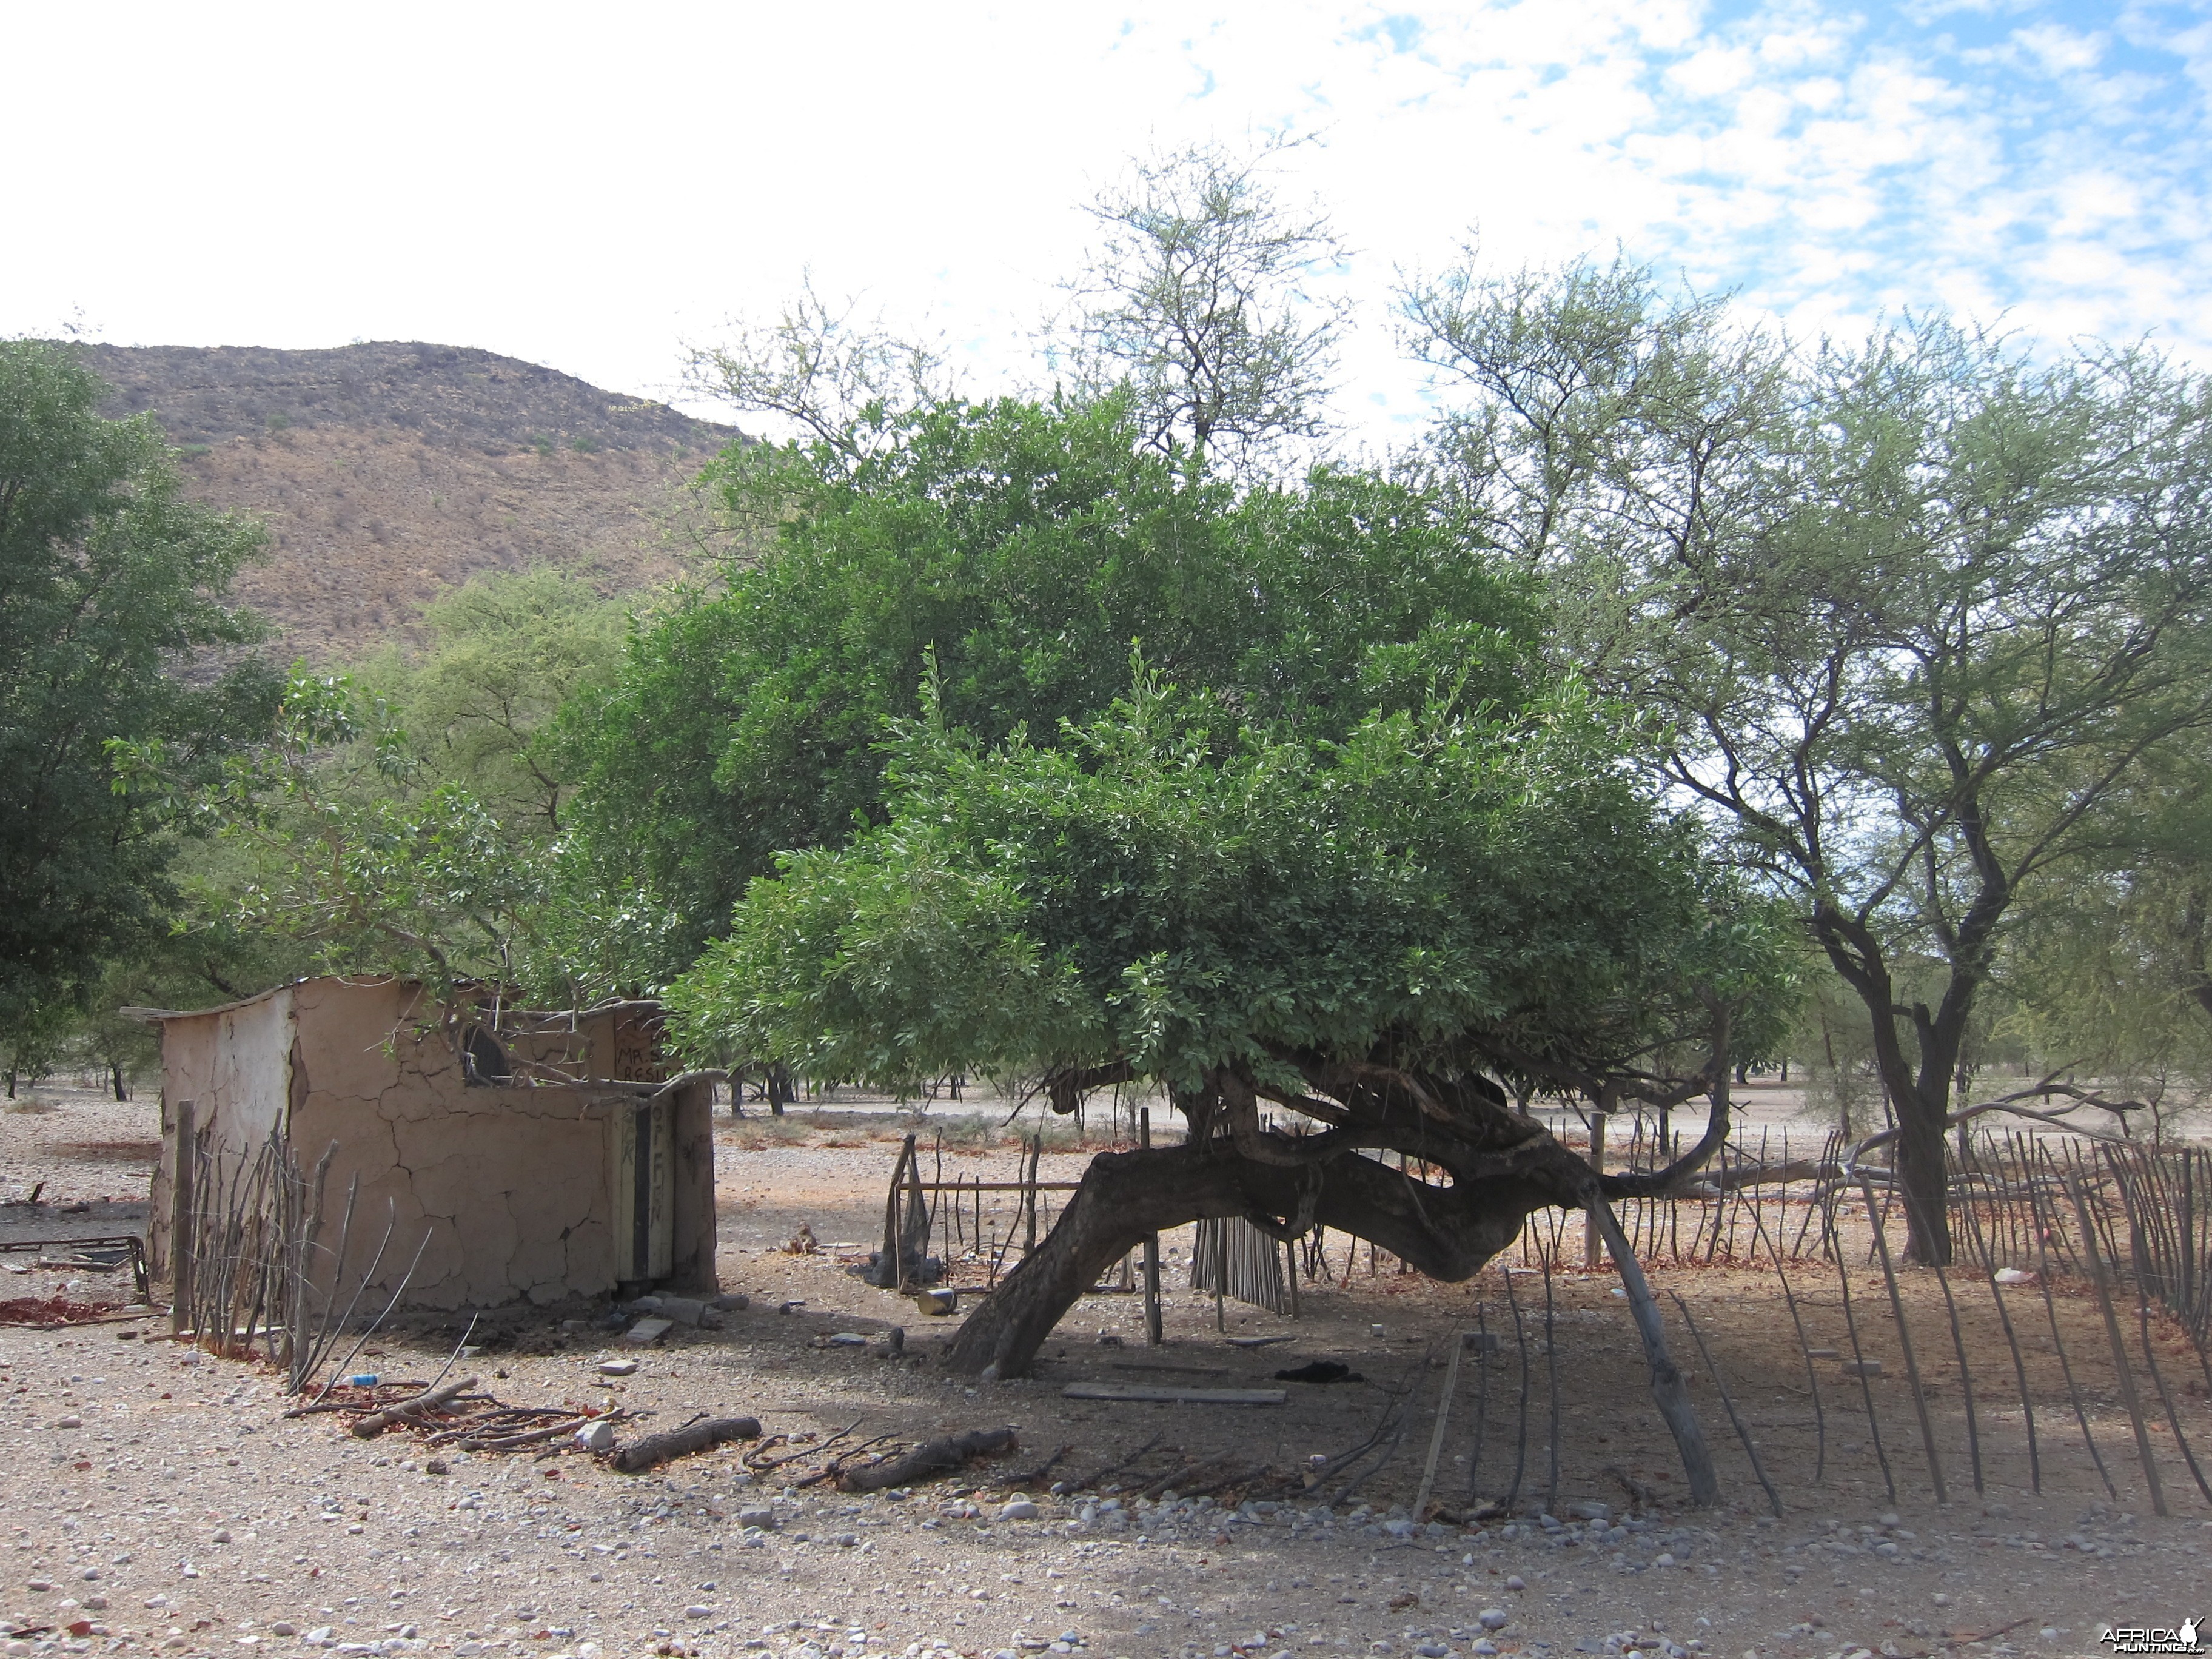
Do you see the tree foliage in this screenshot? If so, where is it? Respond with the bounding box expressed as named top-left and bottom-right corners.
top-left (669, 666), bottom-right (1794, 1103)
top-left (0, 340), bottom-right (276, 1033)
top-left (122, 569), bottom-right (637, 1006)
top-left (1060, 137), bottom-right (1349, 474)
top-left (1403, 253), bottom-right (2212, 1258)
top-left (558, 394), bottom-right (1534, 986)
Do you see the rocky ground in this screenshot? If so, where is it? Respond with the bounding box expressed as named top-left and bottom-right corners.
top-left (4, 1087), bottom-right (2209, 1659)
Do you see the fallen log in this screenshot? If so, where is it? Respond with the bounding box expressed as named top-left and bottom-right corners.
top-left (837, 1426), bottom-right (1017, 1493)
top-left (611, 1416), bottom-right (762, 1473)
top-left (349, 1375), bottom-right (478, 1439)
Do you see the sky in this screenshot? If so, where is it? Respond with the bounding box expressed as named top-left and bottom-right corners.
top-left (7, 1), bottom-right (2208, 444)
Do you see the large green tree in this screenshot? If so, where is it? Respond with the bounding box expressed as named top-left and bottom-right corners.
top-left (558, 394), bottom-right (1533, 986)
top-left (1402, 255), bottom-right (2212, 1261)
top-left (669, 669), bottom-right (1794, 1377)
top-left (142, 569), bottom-right (635, 1004)
top-left (0, 340), bottom-right (275, 1033)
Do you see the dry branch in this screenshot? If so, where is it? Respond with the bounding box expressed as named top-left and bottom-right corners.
top-left (611, 1416), bottom-right (762, 1473)
top-left (837, 1426), bottom-right (1018, 1493)
top-left (349, 1375), bottom-right (479, 1438)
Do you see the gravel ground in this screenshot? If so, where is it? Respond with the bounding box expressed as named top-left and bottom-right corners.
top-left (4, 1089), bottom-right (2209, 1659)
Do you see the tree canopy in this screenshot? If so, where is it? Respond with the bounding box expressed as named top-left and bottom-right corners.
top-left (557, 393), bottom-right (1535, 986)
top-left (1403, 253), bottom-right (2212, 1259)
top-left (669, 666), bottom-right (1793, 1104)
top-left (0, 340), bottom-right (275, 1033)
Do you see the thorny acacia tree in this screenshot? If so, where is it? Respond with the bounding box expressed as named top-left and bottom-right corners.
top-left (118, 571), bottom-right (640, 1008)
top-left (1403, 253), bottom-right (2212, 1262)
top-left (683, 275), bottom-right (953, 470)
top-left (669, 665), bottom-right (1795, 1380)
top-left (1060, 137), bottom-right (1349, 474)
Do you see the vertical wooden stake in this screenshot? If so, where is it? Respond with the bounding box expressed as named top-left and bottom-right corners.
top-left (1140, 1108), bottom-right (1162, 1347)
top-left (1584, 1110), bottom-right (1607, 1269)
top-left (1671, 1290), bottom-right (1783, 1515)
top-left (2066, 1172), bottom-right (2170, 1516)
top-left (1467, 1299), bottom-right (1492, 1503)
top-left (1587, 1194), bottom-right (1721, 1506)
top-left (1826, 1182), bottom-right (1898, 1505)
top-left (170, 1099), bottom-right (196, 1335)
top-left (885, 1134), bottom-right (914, 1292)
top-left (1023, 1135), bottom-right (1041, 1259)
top-left (1414, 1327), bottom-right (1467, 1520)
top-left (1857, 1173), bottom-right (1949, 1506)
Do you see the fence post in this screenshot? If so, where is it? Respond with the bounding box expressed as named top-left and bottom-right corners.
top-left (2066, 1171), bottom-right (2170, 1517)
top-left (169, 1100), bottom-right (196, 1336)
top-left (1141, 1108), bottom-right (1163, 1346)
top-left (1584, 1110), bottom-right (1607, 1269)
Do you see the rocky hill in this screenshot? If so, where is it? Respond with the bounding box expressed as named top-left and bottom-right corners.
top-left (84, 342), bottom-right (744, 660)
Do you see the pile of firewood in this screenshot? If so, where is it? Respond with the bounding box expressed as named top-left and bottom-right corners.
top-left (285, 1374), bottom-right (631, 1455)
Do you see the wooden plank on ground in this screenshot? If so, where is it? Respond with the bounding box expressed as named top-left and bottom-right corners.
top-left (1062, 1382), bottom-right (1286, 1406)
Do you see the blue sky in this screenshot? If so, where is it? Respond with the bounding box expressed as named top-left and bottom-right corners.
top-left (4, 2), bottom-right (2205, 443)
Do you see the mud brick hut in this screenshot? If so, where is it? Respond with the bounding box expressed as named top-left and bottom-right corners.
top-left (136, 977), bottom-right (718, 1313)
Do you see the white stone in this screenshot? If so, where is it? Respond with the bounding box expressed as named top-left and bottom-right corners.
top-left (574, 1421), bottom-right (616, 1453)
top-left (999, 1500), bottom-right (1041, 1521)
top-left (55, 1415), bottom-right (82, 1429)
top-left (597, 1359), bottom-right (638, 1377)
top-left (1478, 1609), bottom-right (1509, 1632)
top-left (659, 1298), bottom-right (706, 1327)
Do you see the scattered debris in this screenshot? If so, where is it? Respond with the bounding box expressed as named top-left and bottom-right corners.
top-left (783, 1222), bottom-right (820, 1255)
top-left (599, 1358), bottom-right (640, 1377)
top-left (286, 1376), bottom-right (626, 1456)
top-left (349, 1375), bottom-right (479, 1438)
top-left (0, 1295), bottom-right (122, 1327)
top-left (623, 1318), bottom-right (674, 1346)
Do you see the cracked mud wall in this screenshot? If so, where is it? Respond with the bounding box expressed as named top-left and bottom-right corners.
top-left (149, 978), bottom-right (716, 1313)
top-left (148, 989), bottom-right (295, 1284)
top-left (285, 979), bottom-right (628, 1310)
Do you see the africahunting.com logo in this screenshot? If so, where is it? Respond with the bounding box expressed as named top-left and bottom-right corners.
top-left (2100, 1617), bottom-right (2202, 1655)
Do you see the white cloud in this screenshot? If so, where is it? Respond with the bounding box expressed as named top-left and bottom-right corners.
top-left (0, 0), bottom-right (2205, 444)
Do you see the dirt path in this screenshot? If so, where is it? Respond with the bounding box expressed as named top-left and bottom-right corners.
top-left (2, 1093), bottom-right (2208, 1659)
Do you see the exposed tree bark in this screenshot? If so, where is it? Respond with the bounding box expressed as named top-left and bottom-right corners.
top-left (611, 1415), bottom-right (762, 1473)
top-left (838, 1426), bottom-right (1019, 1492)
top-left (944, 1140), bottom-right (1550, 1378)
